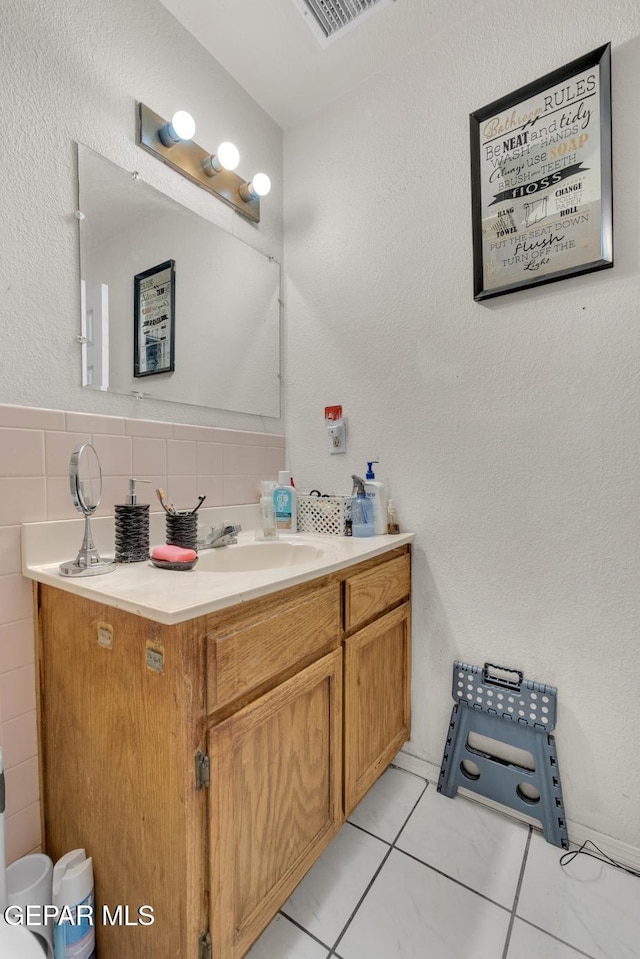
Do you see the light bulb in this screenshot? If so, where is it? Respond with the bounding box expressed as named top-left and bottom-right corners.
top-left (171, 110), bottom-right (195, 140)
top-left (216, 141), bottom-right (240, 171)
top-left (251, 173), bottom-right (271, 197)
top-left (202, 141), bottom-right (241, 177)
top-left (240, 173), bottom-right (272, 201)
top-left (158, 110), bottom-right (196, 147)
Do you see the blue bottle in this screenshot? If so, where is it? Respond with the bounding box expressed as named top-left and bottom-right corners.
top-left (273, 471), bottom-right (297, 532)
top-left (350, 475), bottom-right (374, 537)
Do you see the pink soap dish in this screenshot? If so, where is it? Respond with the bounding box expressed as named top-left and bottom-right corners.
top-left (150, 545), bottom-right (198, 571)
top-left (150, 557), bottom-right (198, 571)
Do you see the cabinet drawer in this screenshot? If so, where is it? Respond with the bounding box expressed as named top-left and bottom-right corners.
top-left (344, 552), bottom-right (410, 632)
top-left (207, 579), bottom-right (341, 713)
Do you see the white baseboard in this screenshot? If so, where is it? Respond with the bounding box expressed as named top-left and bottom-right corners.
top-left (393, 749), bottom-right (640, 874)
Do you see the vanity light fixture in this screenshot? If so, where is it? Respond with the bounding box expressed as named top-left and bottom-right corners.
top-left (136, 102), bottom-right (269, 223)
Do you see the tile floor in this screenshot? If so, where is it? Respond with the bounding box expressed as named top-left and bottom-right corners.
top-left (246, 766), bottom-right (639, 959)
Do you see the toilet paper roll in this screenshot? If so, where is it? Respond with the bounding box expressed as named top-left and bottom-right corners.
top-left (7, 853), bottom-right (54, 958)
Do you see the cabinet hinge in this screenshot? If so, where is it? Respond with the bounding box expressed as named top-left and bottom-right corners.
top-left (198, 931), bottom-right (212, 959)
top-left (195, 750), bottom-right (210, 790)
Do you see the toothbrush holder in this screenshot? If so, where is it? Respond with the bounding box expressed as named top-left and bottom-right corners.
top-left (165, 512), bottom-right (198, 551)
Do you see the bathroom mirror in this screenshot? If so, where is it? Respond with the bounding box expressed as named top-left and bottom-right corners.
top-left (77, 144), bottom-right (281, 417)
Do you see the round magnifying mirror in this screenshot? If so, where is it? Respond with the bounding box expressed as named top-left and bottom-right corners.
top-left (70, 443), bottom-right (103, 514)
top-left (60, 444), bottom-right (115, 576)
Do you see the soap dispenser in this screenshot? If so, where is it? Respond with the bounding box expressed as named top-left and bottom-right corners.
top-left (364, 460), bottom-right (387, 535)
top-left (114, 478), bottom-right (150, 563)
top-left (350, 475), bottom-right (374, 537)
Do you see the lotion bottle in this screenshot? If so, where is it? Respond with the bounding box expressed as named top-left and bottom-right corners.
top-left (273, 471), bottom-right (297, 533)
top-left (364, 461), bottom-right (387, 535)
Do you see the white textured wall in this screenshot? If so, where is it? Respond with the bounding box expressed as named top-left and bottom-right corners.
top-left (0, 0), bottom-right (283, 431)
top-left (284, 2), bottom-right (640, 848)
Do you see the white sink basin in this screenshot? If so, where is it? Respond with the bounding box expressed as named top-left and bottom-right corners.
top-left (196, 541), bottom-right (324, 573)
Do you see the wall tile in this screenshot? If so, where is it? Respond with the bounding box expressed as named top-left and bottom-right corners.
top-left (95, 475), bottom-right (130, 518)
top-left (223, 475), bottom-right (262, 506)
top-left (66, 412), bottom-right (126, 434)
top-left (167, 440), bottom-right (197, 476)
top-left (0, 404), bottom-right (65, 431)
top-left (0, 526), bottom-right (21, 575)
top-left (46, 477), bottom-right (83, 520)
top-left (265, 446), bottom-right (286, 477)
top-left (0, 620), bottom-right (35, 673)
top-left (0, 574), bottom-right (34, 625)
top-left (0, 402), bottom-right (287, 857)
top-left (4, 756), bottom-right (39, 817)
top-left (0, 428), bottom-right (45, 476)
top-left (91, 434), bottom-right (133, 476)
top-left (125, 418), bottom-right (173, 438)
top-left (0, 710), bottom-right (38, 768)
top-left (193, 475), bottom-right (224, 507)
top-left (166, 476), bottom-right (198, 510)
top-left (0, 478), bottom-right (46, 526)
top-left (173, 423), bottom-right (219, 441)
top-left (224, 444), bottom-right (266, 476)
top-left (5, 801), bottom-right (41, 865)
top-left (44, 430), bottom-right (92, 476)
top-left (263, 433), bottom-right (286, 449)
top-left (0, 665), bottom-right (36, 722)
top-left (214, 428), bottom-right (265, 446)
top-left (132, 437), bottom-right (167, 476)
top-left (197, 442), bottom-right (224, 476)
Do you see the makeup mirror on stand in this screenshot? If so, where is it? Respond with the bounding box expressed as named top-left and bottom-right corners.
top-left (59, 444), bottom-right (116, 576)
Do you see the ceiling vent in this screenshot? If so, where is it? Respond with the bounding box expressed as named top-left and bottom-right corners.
top-left (293, 0), bottom-right (396, 47)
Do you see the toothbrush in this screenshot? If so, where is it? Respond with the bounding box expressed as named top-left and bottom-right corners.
top-left (155, 488), bottom-right (176, 515)
top-left (0, 747), bottom-right (7, 912)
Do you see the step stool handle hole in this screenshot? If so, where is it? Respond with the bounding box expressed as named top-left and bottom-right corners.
top-left (460, 760), bottom-right (481, 781)
top-left (517, 782), bottom-right (541, 805)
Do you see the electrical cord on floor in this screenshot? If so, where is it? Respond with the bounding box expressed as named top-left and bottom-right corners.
top-left (559, 839), bottom-right (640, 880)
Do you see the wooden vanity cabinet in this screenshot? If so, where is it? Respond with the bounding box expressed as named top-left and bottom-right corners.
top-left (343, 551), bottom-right (411, 814)
top-left (35, 546), bottom-right (410, 959)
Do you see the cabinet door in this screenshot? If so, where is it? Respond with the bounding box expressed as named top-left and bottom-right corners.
top-left (344, 603), bottom-right (411, 816)
top-left (208, 648), bottom-right (342, 959)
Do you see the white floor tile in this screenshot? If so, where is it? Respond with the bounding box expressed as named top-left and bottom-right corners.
top-left (246, 914), bottom-right (329, 959)
top-left (507, 919), bottom-right (590, 959)
top-left (517, 832), bottom-right (640, 959)
top-left (396, 786), bottom-right (528, 907)
top-left (347, 766), bottom-right (426, 843)
top-left (281, 823), bottom-right (388, 947)
top-left (337, 848), bottom-right (511, 959)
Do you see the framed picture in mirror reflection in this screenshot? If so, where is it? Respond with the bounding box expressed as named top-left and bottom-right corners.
top-left (133, 260), bottom-right (175, 376)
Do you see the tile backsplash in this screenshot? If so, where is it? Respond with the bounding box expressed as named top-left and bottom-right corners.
top-left (0, 402), bottom-right (286, 863)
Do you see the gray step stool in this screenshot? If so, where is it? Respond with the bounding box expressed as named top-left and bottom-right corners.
top-left (438, 661), bottom-right (569, 849)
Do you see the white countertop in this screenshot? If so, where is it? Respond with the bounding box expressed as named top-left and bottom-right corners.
top-left (22, 509), bottom-right (414, 625)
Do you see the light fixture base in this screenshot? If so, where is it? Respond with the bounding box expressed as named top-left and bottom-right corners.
top-left (136, 103), bottom-right (261, 223)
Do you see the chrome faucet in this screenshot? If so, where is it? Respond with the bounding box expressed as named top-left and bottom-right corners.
top-left (199, 523), bottom-right (242, 549)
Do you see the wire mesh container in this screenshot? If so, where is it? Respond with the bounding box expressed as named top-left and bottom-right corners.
top-left (297, 495), bottom-right (351, 535)
top-left (165, 512), bottom-right (198, 550)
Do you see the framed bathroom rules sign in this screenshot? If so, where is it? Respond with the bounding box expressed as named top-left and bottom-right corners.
top-left (470, 43), bottom-right (612, 300)
top-left (133, 260), bottom-right (175, 376)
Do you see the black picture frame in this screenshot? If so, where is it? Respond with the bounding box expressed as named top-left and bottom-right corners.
top-left (133, 260), bottom-right (175, 376)
top-left (470, 43), bottom-right (613, 301)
